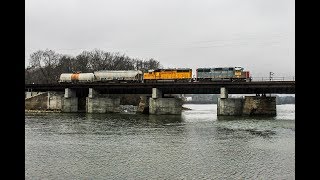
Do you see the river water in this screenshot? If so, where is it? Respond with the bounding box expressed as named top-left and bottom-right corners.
top-left (25, 104), bottom-right (295, 179)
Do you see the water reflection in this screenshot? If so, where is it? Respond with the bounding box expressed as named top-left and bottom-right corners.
top-left (215, 126), bottom-right (276, 139)
top-left (148, 114), bottom-right (183, 125)
top-left (217, 115), bottom-right (276, 121)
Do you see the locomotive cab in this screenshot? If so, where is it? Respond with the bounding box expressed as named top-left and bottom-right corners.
top-left (234, 67), bottom-right (244, 78)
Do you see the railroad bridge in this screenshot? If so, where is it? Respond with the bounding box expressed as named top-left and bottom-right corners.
top-left (25, 81), bottom-right (295, 116)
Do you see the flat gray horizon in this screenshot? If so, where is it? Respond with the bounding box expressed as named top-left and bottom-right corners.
top-left (26, 0), bottom-right (294, 78)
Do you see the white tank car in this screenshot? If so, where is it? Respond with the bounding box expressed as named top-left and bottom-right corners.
top-left (59, 73), bottom-right (95, 83)
top-left (94, 70), bottom-right (143, 82)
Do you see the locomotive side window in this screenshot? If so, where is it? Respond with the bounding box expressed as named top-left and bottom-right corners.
top-left (177, 69), bottom-right (191, 72)
top-left (198, 68), bottom-right (210, 72)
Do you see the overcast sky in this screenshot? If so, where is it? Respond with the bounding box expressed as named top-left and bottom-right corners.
top-left (25, 0), bottom-right (294, 78)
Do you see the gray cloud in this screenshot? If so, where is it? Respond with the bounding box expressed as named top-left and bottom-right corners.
top-left (26, 0), bottom-right (294, 77)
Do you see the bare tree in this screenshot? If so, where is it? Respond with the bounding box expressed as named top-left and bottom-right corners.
top-left (57, 55), bottom-right (74, 73)
top-left (74, 51), bottom-right (91, 72)
top-left (29, 49), bottom-right (60, 83)
top-left (146, 58), bottom-right (161, 70)
top-left (26, 49), bottom-right (162, 83)
top-left (87, 49), bottom-right (108, 70)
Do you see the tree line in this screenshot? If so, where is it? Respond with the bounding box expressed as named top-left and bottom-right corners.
top-left (25, 49), bottom-right (162, 84)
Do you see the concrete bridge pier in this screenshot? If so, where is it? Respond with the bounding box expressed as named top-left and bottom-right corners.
top-left (62, 88), bottom-right (78, 112)
top-left (217, 87), bottom-right (244, 116)
top-left (25, 91), bottom-right (43, 99)
top-left (149, 88), bottom-right (183, 115)
top-left (217, 87), bottom-right (276, 116)
top-left (26, 92), bottom-right (32, 99)
top-left (242, 95), bottom-right (276, 116)
top-left (86, 88), bottom-right (120, 113)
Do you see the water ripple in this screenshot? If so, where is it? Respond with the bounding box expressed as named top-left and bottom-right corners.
top-left (25, 104), bottom-right (295, 179)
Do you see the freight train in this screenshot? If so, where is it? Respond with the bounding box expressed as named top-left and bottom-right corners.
top-left (59, 67), bottom-right (251, 83)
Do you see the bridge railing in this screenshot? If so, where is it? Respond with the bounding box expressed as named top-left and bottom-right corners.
top-left (251, 76), bottom-right (295, 81)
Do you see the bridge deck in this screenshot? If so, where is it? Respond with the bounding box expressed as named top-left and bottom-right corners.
top-left (25, 81), bottom-right (295, 94)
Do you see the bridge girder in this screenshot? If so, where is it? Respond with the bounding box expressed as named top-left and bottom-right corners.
top-left (25, 81), bottom-right (295, 94)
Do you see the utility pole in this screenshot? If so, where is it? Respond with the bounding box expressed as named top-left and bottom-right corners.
top-left (269, 72), bottom-right (274, 81)
top-left (269, 72), bottom-right (274, 97)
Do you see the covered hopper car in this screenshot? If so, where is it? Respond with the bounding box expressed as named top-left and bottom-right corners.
top-left (94, 70), bottom-right (143, 82)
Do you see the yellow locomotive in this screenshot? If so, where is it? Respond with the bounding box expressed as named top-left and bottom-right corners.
top-left (143, 68), bottom-right (192, 82)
